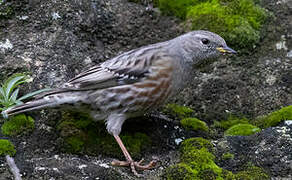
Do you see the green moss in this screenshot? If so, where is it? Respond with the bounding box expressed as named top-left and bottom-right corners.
top-left (181, 148), bottom-right (222, 175)
top-left (166, 137), bottom-right (227, 179)
top-left (180, 137), bottom-right (214, 152)
top-left (188, 0), bottom-right (267, 49)
top-left (92, 130), bottom-right (151, 158)
top-left (166, 163), bottom-right (198, 180)
top-left (66, 136), bottom-right (85, 153)
top-left (158, 0), bottom-right (269, 49)
top-left (213, 115), bottom-right (249, 130)
top-left (165, 137), bottom-right (270, 179)
top-left (224, 123), bottom-right (261, 136)
top-left (58, 112), bottom-right (151, 158)
top-left (1, 114), bottom-right (34, 136)
top-left (180, 138), bottom-right (222, 177)
top-left (222, 169), bottom-right (236, 180)
top-left (222, 152), bottom-right (234, 160)
top-left (254, 105), bottom-right (292, 128)
top-left (235, 165), bottom-right (269, 180)
top-left (121, 132), bottom-right (151, 157)
top-left (159, 0), bottom-right (207, 19)
top-left (60, 112), bottom-right (92, 129)
top-left (165, 137), bottom-right (269, 179)
top-left (164, 104), bottom-right (194, 119)
top-left (181, 117), bottom-right (209, 132)
top-left (0, 139), bottom-right (16, 156)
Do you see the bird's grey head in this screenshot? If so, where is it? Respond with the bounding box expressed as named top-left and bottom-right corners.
top-left (177, 30), bottom-right (236, 65)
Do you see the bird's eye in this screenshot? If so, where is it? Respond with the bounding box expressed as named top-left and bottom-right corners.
top-left (201, 38), bottom-right (210, 45)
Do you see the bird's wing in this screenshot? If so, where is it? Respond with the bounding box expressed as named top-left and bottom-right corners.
top-left (63, 52), bottom-right (153, 91)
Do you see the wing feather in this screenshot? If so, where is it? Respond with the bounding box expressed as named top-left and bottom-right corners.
top-left (62, 52), bottom-right (152, 91)
top-left (59, 40), bottom-right (171, 91)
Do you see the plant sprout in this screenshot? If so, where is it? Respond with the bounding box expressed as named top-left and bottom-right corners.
top-left (0, 74), bottom-right (50, 111)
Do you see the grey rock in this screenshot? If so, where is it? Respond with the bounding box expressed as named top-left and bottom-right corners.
top-left (215, 123), bottom-right (292, 178)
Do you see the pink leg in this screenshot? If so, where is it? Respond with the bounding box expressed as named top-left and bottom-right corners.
top-left (111, 135), bottom-right (157, 176)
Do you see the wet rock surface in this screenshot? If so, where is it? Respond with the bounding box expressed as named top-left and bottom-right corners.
top-left (215, 121), bottom-right (292, 179)
top-left (0, 0), bottom-right (291, 179)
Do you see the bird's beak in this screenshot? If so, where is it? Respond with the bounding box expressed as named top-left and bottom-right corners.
top-left (216, 46), bottom-right (237, 54)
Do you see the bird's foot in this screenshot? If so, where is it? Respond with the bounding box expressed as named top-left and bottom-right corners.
top-left (111, 158), bottom-right (157, 177)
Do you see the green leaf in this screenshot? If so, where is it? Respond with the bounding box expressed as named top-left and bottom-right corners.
top-left (15, 101), bottom-right (23, 105)
top-left (0, 88), bottom-right (9, 103)
top-left (0, 87), bottom-right (6, 100)
top-left (13, 80), bottom-right (26, 87)
top-left (18, 88), bottom-right (52, 101)
top-left (5, 76), bottom-right (25, 98)
top-left (9, 88), bottom-right (19, 102)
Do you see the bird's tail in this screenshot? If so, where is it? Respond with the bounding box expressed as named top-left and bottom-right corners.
top-left (1, 90), bottom-right (83, 118)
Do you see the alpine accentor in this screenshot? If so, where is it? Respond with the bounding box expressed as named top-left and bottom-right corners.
top-left (2, 30), bottom-right (236, 176)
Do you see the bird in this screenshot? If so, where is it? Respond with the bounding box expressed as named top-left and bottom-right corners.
top-left (2, 30), bottom-right (236, 176)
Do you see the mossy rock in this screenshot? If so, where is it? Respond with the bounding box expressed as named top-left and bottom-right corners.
top-left (187, 0), bottom-right (267, 49)
top-left (213, 115), bottom-right (250, 130)
top-left (222, 152), bottom-right (234, 160)
top-left (165, 137), bottom-right (269, 179)
top-left (58, 112), bottom-right (151, 158)
top-left (165, 163), bottom-right (198, 180)
top-left (0, 139), bottom-right (16, 156)
top-left (158, 0), bottom-right (269, 50)
top-left (1, 114), bottom-right (34, 136)
top-left (224, 123), bottom-right (261, 136)
top-left (164, 103), bottom-right (194, 119)
top-left (180, 138), bottom-right (222, 177)
top-left (221, 169), bottom-right (236, 180)
top-left (234, 165), bottom-right (269, 180)
top-left (165, 137), bottom-right (232, 179)
top-left (181, 148), bottom-right (222, 175)
top-left (254, 105), bottom-right (292, 128)
top-left (159, 0), bottom-right (207, 20)
top-left (66, 136), bottom-right (85, 153)
top-left (180, 137), bottom-right (214, 152)
top-left (181, 117), bottom-right (209, 132)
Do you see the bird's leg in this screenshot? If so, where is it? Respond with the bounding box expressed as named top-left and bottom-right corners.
top-left (111, 135), bottom-right (157, 176)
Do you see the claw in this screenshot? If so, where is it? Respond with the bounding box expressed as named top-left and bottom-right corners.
top-left (112, 135), bottom-right (157, 176)
top-left (138, 158), bottom-right (144, 164)
top-left (111, 159), bottom-right (157, 176)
